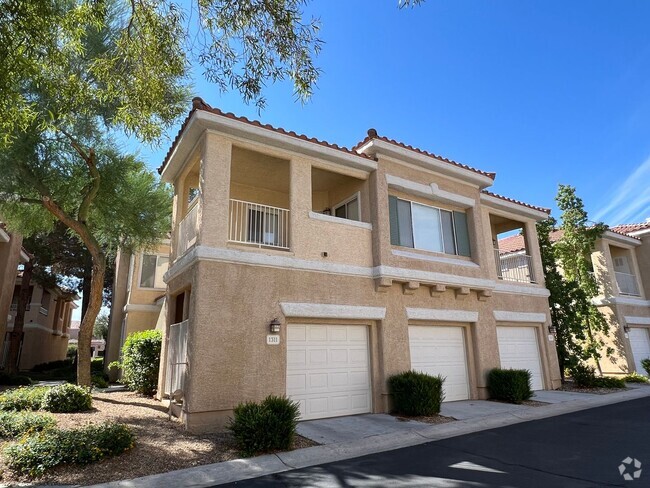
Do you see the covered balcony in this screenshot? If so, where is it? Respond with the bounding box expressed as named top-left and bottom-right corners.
top-left (228, 146), bottom-right (290, 251)
top-left (493, 215), bottom-right (536, 284)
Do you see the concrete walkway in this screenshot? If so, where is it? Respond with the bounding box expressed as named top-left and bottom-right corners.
top-left (85, 386), bottom-right (650, 488)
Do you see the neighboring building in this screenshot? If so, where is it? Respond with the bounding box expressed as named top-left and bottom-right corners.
top-left (105, 245), bottom-right (170, 366)
top-left (68, 320), bottom-right (106, 358)
top-left (5, 274), bottom-right (78, 370)
top-left (499, 220), bottom-right (650, 376)
top-left (0, 224), bottom-right (29, 355)
top-left (156, 98), bottom-right (562, 432)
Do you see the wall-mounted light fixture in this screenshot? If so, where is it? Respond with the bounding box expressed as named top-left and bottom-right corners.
top-left (548, 325), bottom-right (557, 335)
top-left (623, 324), bottom-right (631, 334)
top-left (269, 318), bottom-right (281, 334)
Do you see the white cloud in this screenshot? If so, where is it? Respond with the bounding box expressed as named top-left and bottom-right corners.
top-left (592, 155), bottom-right (650, 225)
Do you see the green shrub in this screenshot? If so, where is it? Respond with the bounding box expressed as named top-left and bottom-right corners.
top-left (91, 357), bottom-right (105, 373)
top-left (624, 372), bottom-right (649, 383)
top-left (228, 395), bottom-right (300, 456)
top-left (570, 362), bottom-right (597, 388)
top-left (4, 422), bottom-right (134, 476)
top-left (642, 358), bottom-right (650, 376)
top-left (0, 411), bottom-right (56, 438)
top-left (593, 376), bottom-right (626, 389)
top-left (0, 372), bottom-right (32, 386)
top-left (117, 330), bottom-right (162, 395)
top-left (66, 344), bottom-right (77, 359)
top-left (92, 375), bottom-right (109, 389)
top-left (30, 359), bottom-right (73, 373)
top-left (41, 384), bottom-right (92, 413)
top-left (388, 370), bottom-right (445, 416)
top-left (488, 369), bottom-right (533, 404)
top-left (0, 387), bottom-right (50, 411)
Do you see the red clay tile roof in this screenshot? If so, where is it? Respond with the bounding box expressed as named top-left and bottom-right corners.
top-left (353, 130), bottom-right (496, 180)
top-left (158, 98), bottom-right (375, 174)
top-left (481, 190), bottom-right (551, 214)
top-left (610, 222), bottom-right (650, 235)
top-left (498, 230), bottom-right (563, 254)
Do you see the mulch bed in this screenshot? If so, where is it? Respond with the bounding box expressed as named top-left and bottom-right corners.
top-left (560, 382), bottom-right (628, 395)
top-left (0, 390), bottom-right (317, 486)
top-left (487, 399), bottom-right (549, 407)
top-left (394, 414), bottom-right (455, 425)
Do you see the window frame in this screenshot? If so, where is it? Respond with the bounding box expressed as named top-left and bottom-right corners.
top-left (389, 195), bottom-right (471, 258)
top-left (137, 253), bottom-right (170, 290)
top-left (332, 192), bottom-right (361, 222)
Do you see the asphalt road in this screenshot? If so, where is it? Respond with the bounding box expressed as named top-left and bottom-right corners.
top-left (220, 397), bottom-right (650, 487)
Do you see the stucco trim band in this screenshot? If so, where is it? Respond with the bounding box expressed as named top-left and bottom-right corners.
top-left (624, 316), bottom-right (650, 326)
top-left (406, 308), bottom-right (478, 323)
top-left (493, 282), bottom-right (551, 297)
top-left (385, 174), bottom-right (476, 209)
top-left (166, 246), bottom-right (498, 291)
top-left (280, 303), bottom-right (386, 320)
top-left (480, 193), bottom-right (549, 220)
top-left (392, 249), bottom-right (479, 268)
top-left (593, 297), bottom-right (650, 307)
top-left (123, 304), bottom-right (163, 313)
top-left (6, 324), bottom-right (55, 334)
top-left (308, 212), bottom-right (373, 230)
top-left (493, 311), bottom-right (547, 323)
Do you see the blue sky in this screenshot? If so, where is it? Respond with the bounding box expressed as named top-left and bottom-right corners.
top-left (135, 0), bottom-right (650, 226)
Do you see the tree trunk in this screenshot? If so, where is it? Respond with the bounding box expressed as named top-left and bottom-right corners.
top-left (81, 252), bottom-right (92, 320)
top-left (6, 260), bottom-right (33, 374)
top-left (77, 250), bottom-right (105, 387)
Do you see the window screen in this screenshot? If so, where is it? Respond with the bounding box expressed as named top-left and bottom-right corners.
top-left (140, 254), bottom-right (157, 288)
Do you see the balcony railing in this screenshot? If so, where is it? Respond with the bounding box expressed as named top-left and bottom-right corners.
top-left (495, 249), bottom-right (535, 284)
top-left (39, 307), bottom-right (48, 316)
top-left (229, 199), bottom-right (290, 250)
top-left (177, 201), bottom-right (199, 256)
top-left (616, 271), bottom-right (641, 297)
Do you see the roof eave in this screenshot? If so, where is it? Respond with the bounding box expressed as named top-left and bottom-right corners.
top-left (161, 110), bottom-right (378, 183)
top-left (480, 193), bottom-right (550, 221)
top-left (602, 230), bottom-right (641, 246)
top-left (357, 139), bottom-right (495, 189)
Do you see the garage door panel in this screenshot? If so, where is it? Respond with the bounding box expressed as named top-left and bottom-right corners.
top-left (287, 324), bottom-right (371, 420)
top-left (408, 326), bottom-right (470, 402)
top-left (497, 326), bottom-right (544, 391)
top-left (629, 328), bottom-right (650, 376)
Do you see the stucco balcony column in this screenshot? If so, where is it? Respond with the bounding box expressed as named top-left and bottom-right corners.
top-left (289, 158), bottom-right (312, 255)
top-left (524, 221), bottom-right (545, 286)
top-left (197, 133), bottom-right (232, 249)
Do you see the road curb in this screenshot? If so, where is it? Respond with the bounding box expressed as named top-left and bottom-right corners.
top-left (86, 387), bottom-right (650, 488)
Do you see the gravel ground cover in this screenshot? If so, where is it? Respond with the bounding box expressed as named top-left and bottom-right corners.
top-left (0, 390), bottom-right (316, 486)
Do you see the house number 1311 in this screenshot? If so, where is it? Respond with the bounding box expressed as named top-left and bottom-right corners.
top-left (266, 335), bottom-right (281, 345)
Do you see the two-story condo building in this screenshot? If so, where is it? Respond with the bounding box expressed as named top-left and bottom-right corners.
top-left (158, 98), bottom-right (561, 432)
top-left (500, 221), bottom-right (650, 377)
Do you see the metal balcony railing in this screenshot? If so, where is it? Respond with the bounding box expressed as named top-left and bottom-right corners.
top-left (229, 199), bottom-right (290, 250)
top-left (615, 271), bottom-right (641, 297)
top-left (177, 200), bottom-right (199, 256)
top-left (495, 249), bottom-right (536, 284)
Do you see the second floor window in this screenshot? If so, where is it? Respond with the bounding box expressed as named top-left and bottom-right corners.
top-left (140, 254), bottom-right (169, 289)
top-left (333, 194), bottom-right (360, 221)
top-left (389, 196), bottom-right (471, 257)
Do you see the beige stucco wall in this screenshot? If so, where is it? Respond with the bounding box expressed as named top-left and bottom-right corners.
top-left (0, 232), bottom-right (23, 352)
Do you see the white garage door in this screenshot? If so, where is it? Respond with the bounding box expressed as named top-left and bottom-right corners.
top-left (497, 326), bottom-right (544, 391)
top-left (629, 328), bottom-right (650, 376)
top-left (408, 326), bottom-right (470, 401)
top-left (286, 324), bottom-right (371, 420)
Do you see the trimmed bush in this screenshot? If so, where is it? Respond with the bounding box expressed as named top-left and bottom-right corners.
top-left (228, 395), bottom-right (300, 456)
top-left (0, 372), bottom-right (32, 386)
top-left (642, 359), bottom-right (650, 376)
top-left (92, 375), bottom-right (109, 389)
top-left (0, 387), bottom-right (50, 411)
top-left (0, 411), bottom-right (56, 438)
top-left (66, 344), bottom-right (77, 359)
top-left (624, 372), bottom-right (649, 383)
top-left (4, 422), bottom-right (134, 476)
top-left (570, 362), bottom-right (597, 388)
top-left (488, 368), bottom-right (533, 404)
top-left (41, 384), bottom-right (92, 413)
top-left (30, 359), bottom-right (73, 373)
top-left (119, 330), bottom-right (162, 395)
top-left (388, 370), bottom-right (445, 416)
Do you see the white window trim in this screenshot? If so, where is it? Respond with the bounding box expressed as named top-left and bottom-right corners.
top-left (137, 253), bottom-right (169, 291)
top-left (332, 191), bottom-right (361, 222)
